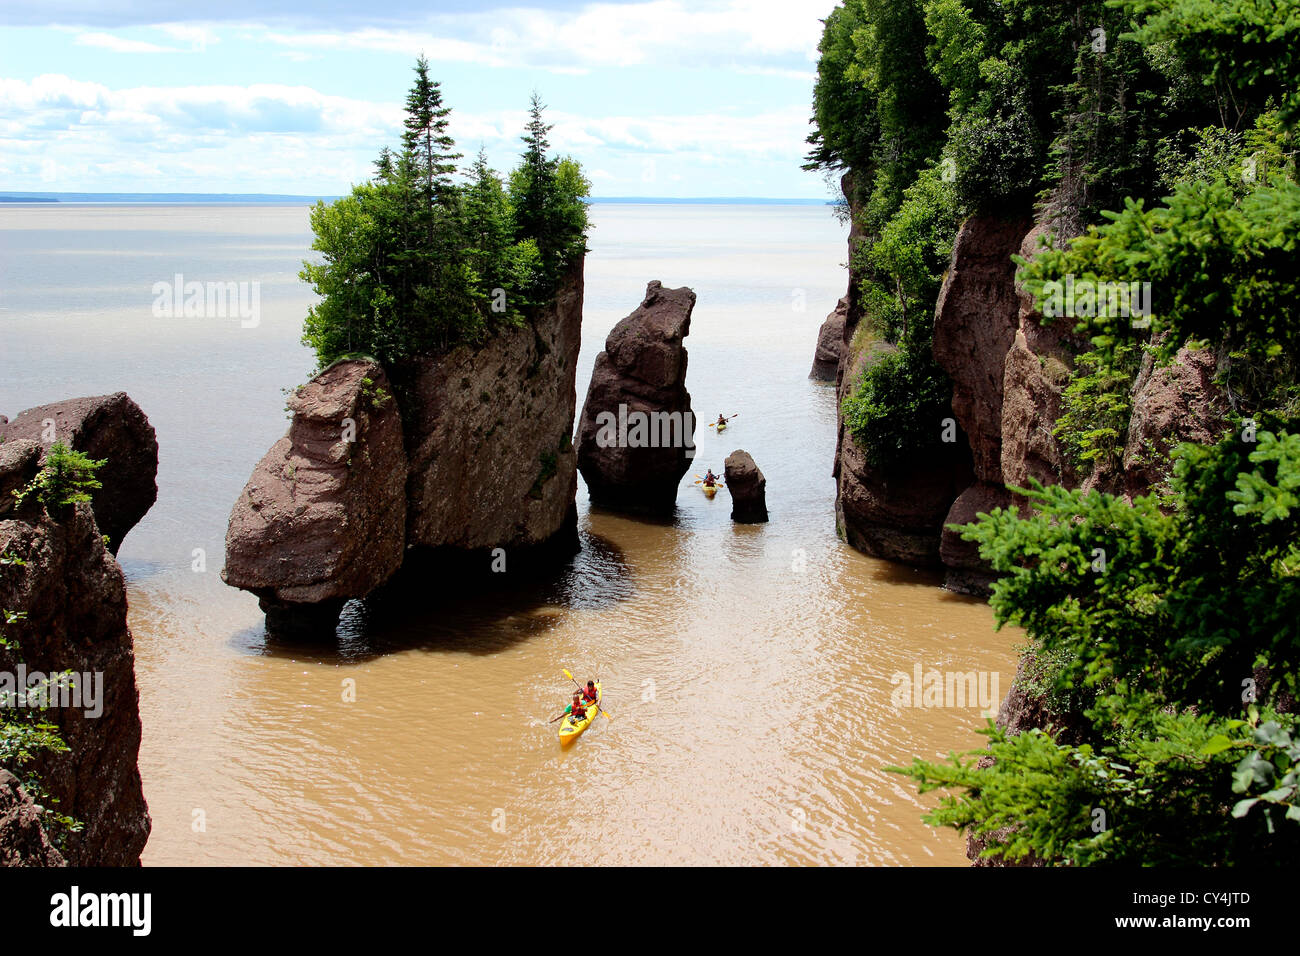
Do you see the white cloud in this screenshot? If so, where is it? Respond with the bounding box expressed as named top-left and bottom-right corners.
top-left (75, 32), bottom-right (179, 54)
top-left (255, 0), bottom-right (835, 73)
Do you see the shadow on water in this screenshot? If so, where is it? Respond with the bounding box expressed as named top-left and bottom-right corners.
top-left (238, 525), bottom-right (634, 664)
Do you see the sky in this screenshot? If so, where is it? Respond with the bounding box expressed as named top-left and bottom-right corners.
top-left (0, 0), bottom-right (843, 198)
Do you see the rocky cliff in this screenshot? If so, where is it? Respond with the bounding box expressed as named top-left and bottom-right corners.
top-left (0, 394), bottom-right (156, 866)
top-left (224, 260), bottom-right (585, 633)
top-left (826, 176), bottom-right (1228, 593)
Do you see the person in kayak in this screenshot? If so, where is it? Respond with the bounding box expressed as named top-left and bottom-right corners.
top-left (703, 469), bottom-right (720, 487)
top-left (566, 692), bottom-right (587, 721)
top-left (715, 414), bottom-right (730, 428)
top-left (582, 680), bottom-right (598, 703)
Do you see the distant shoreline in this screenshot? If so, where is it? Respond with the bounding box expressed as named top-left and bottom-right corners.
top-left (0, 192), bottom-right (835, 206)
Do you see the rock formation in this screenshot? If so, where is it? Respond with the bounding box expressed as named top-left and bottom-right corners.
top-left (828, 186), bottom-right (1227, 593)
top-left (810, 296), bottom-right (847, 381)
top-left (723, 450), bottom-right (768, 523)
top-left (831, 173), bottom-right (974, 566)
top-left (1, 392), bottom-right (156, 865)
top-left (1, 392), bottom-right (158, 555)
top-left (576, 280), bottom-right (696, 513)
top-left (223, 360), bottom-right (408, 635)
top-left (0, 769), bottom-right (66, 867)
top-left (223, 261), bottom-right (585, 634)
top-left (391, 259), bottom-right (583, 552)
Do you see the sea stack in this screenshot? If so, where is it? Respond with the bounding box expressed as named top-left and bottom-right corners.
top-left (576, 280), bottom-right (696, 513)
top-left (724, 449), bottom-right (768, 523)
top-left (221, 261), bottom-right (586, 636)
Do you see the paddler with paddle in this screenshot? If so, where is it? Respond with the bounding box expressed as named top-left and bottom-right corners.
top-left (549, 670), bottom-right (611, 724)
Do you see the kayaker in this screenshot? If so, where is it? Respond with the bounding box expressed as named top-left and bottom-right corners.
top-left (716, 414), bottom-right (729, 428)
top-left (582, 680), bottom-right (598, 703)
top-left (566, 692), bottom-right (587, 721)
top-left (703, 469), bottom-right (719, 487)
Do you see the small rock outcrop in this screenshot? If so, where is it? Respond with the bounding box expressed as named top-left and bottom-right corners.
top-left (223, 359), bottom-right (407, 632)
top-left (0, 770), bottom-right (66, 867)
top-left (724, 450), bottom-right (768, 523)
top-left (810, 296), bottom-right (847, 381)
top-left (1119, 342), bottom-right (1228, 498)
top-left (576, 280), bottom-right (696, 513)
top-left (1, 393), bottom-right (158, 555)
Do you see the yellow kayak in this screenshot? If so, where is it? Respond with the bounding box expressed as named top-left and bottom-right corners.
top-left (702, 483), bottom-right (718, 498)
top-left (716, 421), bottom-right (727, 432)
top-left (559, 682), bottom-right (601, 746)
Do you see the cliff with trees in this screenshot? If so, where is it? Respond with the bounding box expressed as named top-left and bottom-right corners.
top-left (807, 0), bottom-right (1298, 864)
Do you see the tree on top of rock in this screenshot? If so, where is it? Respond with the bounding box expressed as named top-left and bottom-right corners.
top-left (402, 56), bottom-right (461, 208)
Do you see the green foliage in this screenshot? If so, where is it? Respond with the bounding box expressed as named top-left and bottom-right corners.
top-left (1019, 172), bottom-right (1300, 409)
top-left (841, 165), bottom-right (958, 469)
top-left (842, 347), bottom-right (953, 469)
top-left (892, 428), bottom-right (1300, 863)
top-left (1121, 0), bottom-right (1300, 130)
top-left (12, 442), bottom-right (105, 515)
top-left (1, 564), bottom-right (81, 850)
top-left (301, 65), bottom-right (589, 369)
top-left (1053, 341), bottom-right (1141, 474)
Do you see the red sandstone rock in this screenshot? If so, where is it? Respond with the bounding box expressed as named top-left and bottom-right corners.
top-left (1, 393), bottom-right (158, 555)
top-left (810, 296), bottom-right (848, 381)
top-left (576, 281), bottom-right (696, 512)
top-left (223, 360), bottom-right (408, 611)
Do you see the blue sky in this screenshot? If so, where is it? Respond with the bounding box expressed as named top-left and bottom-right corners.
top-left (0, 1), bottom-right (842, 198)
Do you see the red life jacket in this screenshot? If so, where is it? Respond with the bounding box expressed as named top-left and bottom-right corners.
top-left (582, 685), bottom-right (598, 702)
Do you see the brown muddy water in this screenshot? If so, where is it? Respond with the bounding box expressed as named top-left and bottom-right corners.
top-left (0, 203), bottom-right (1021, 865)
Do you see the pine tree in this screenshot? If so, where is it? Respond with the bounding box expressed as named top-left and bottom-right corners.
top-left (401, 55), bottom-right (462, 209)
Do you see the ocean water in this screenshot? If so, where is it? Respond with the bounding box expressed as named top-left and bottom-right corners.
top-left (0, 203), bottom-right (1019, 865)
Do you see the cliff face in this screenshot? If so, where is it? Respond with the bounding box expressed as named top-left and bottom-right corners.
top-left (395, 258), bottom-right (583, 549)
top-left (831, 173), bottom-right (973, 565)
top-left (224, 260), bottom-right (585, 632)
top-left (827, 179), bottom-right (1228, 593)
top-left (0, 395), bottom-right (156, 866)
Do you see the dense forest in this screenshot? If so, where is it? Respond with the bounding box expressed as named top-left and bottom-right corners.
top-left (806, 0), bottom-right (1298, 863)
top-left (301, 57), bottom-right (591, 368)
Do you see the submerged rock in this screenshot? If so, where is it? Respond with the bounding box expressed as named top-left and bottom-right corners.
top-left (1, 392), bottom-right (158, 554)
top-left (576, 280), bottom-right (697, 513)
top-left (724, 450), bottom-right (768, 523)
top-left (223, 359), bottom-right (408, 626)
top-left (810, 296), bottom-right (847, 381)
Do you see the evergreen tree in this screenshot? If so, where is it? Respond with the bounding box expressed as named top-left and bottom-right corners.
top-left (401, 55), bottom-right (461, 208)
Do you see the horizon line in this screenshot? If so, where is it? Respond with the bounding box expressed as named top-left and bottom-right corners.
top-left (0, 191), bottom-right (835, 206)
